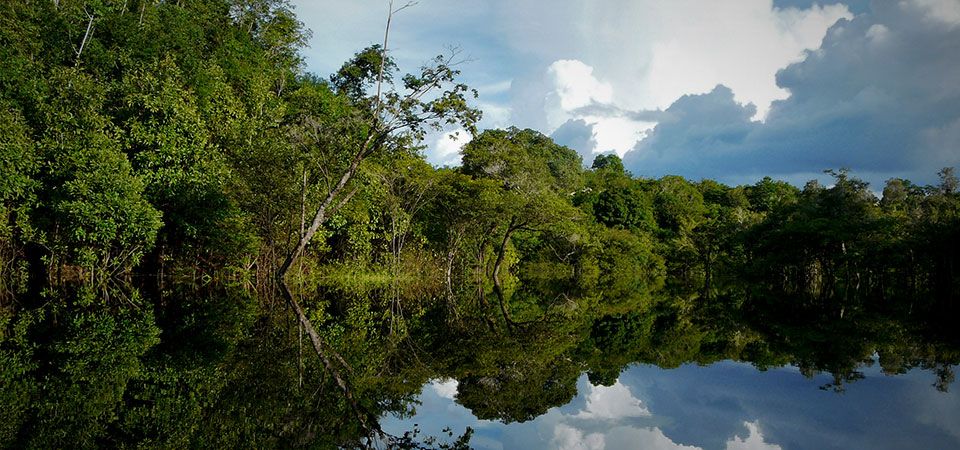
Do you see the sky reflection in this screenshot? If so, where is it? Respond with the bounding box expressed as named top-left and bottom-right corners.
top-left (381, 361), bottom-right (959, 449)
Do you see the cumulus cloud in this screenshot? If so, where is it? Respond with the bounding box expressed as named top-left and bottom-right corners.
top-left (726, 421), bottom-right (783, 450)
top-left (541, 379), bottom-right (785, 450)
top-left (627, 1), bottom-right (850, 117)
top-left (626, 85), bottom-right (760, 174)
top-left (622, 0), bottom-right (960, 186)
top-left (589, 117), bottom-right (654, 158)
top-left (546, 60), bottom-right (613, 125)
top-left (509, 376), bottom-right (741, 450)
top-left (293, 0), bottom-right (958, 185)
top-left (504, 1), bottom-right (848, 162)
top-left (506, 0), bottom-right (850, 124)
top-left (601, 426), bottom-right (702, 450)
top-left (430, 378), bottom-right (460, 400)
top-left (427, 129), bottom-right (473, 167)
top-left (573, 380), bottom-right (651, 420)
top-left (495, 59), bottom-right (650, 161)
top-left (521, 60), bottom-right (654, 160)
top-left (552, 119), bottom-right (599, 162)
top-left (552, 424), bottom-right (606, 450)
top-left (539, 60), bottom-right (653, 159)
top-left (909, 0), bottom-right (960, 26)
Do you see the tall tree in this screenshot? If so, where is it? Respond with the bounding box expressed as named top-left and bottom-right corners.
top-left (277, 2), bottom-right (480, 279)
top-left (460, 128), bottom-right (584, 286)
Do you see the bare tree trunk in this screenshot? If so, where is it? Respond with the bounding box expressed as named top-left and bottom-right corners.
top-left (278, 282), bottom-right (381, 437)
top-left (492, 278), bottom-right (514, 330)
top-left (493, 217), bottom-right (518, 286)
top-left (445, 249), bottom-right (456, 295)
top-left (301, 170), bottom-right (307, 239)
top-left (297, 169), bottom-right (307, 282)
top-left (274, 0), bottom-right (408, 280)
top-left (277, 146), bottom-right (367, 279)
top-left (75, 9), bottom-right (95, 66)
top-left (298, 318), bottom-right (303, 389)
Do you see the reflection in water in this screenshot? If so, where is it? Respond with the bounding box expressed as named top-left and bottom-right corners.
top-left (1, 276), bottom-right (958, 448)
top-left (384, 363), bottom-right (960, 450)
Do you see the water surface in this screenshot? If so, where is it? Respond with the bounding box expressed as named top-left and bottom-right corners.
top-left (383, 360), bottom-right (959, 450)
top-left (3, 280), bottom-right (958, 448)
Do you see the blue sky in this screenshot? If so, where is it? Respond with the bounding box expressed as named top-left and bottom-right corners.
top-left (290, 0), bottom-right (960, 188)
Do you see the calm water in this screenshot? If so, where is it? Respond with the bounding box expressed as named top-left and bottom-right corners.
top-left (3, 280), bottom-right (959, 448)
top-left (382, 361), bottom-right (960, 450)
top-left (371, 280), bottom-right (960, 450)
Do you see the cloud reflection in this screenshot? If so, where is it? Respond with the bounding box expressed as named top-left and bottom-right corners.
top-left (381, 361), bottom-right (959, 450)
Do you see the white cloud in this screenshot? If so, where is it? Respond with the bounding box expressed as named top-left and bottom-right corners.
top-left (546, 60), bottom-right (613, 125)
top-left (541, 60), bottom-right (654, 158)
top-left (552, 424), bottom-right (606, 450)
top-left (543, 59), bottom-right (614, 140)
top-left (587, 117), bottom-right (655, 158)
top-left (427, 129), bottom-right (472, 167)
top-left (507, 0), bottom-right (850, 127)
top-left (622, 0), bottom-right (960, 186)
top-left (477, 102), bottom-right (512, 129)
top-left (908, 0), bottom-right (960, 26)
top-left (725, 421), bottom-right (782, 450)
top-left (603, 426), bottom-right (703, 450)
top-left (502, 1), bottom-right (850, 160)
top-left (429, 378), bottom-right (460, 400)
top-left (544, 378), bottom-right (705, 450)
top-left (574, 380), bottom-right (651, 420)
top-left (866, 23), bottom-right (890, 41)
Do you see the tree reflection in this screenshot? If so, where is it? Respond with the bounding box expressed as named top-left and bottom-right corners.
top-left (1, 269), bottom-right (958, 447)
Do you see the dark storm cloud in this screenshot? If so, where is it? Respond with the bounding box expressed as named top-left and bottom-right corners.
top-left (617, 362), bottom-right (960, 450)
top-left (551, 118), bottom-right (600, 164)
top-left (623, 2), bottom-right (960, 186)
top-left (570, 103), bottom-right (666, 123)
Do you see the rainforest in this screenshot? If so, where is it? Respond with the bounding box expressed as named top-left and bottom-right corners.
top-left (1, 1), bottom-right (958, 449)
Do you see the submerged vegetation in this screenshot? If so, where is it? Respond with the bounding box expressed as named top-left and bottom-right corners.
top-left (1, 0), bottom-right (958, 448)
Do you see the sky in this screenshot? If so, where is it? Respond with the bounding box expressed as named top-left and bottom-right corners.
top-left (290, 0), bottom-right (960, 188)
top-left (380, 362), bottom-right (960, 450)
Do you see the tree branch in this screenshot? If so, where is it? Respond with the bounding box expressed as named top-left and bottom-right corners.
top-left (75, 8), bottom-right (95, 66)
top-left (325, 185), bottom-right (360, 219)
top-left (278, 283), bottom-right (382, 437)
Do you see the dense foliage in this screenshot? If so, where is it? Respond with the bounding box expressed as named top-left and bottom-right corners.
top-left (1, 0), bottom-right (956, 299)
top-left (1, 1), bottom-right (958, 448)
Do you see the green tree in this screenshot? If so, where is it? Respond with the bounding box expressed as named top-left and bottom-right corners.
top-left (279, 34), bottom-right (481, 279)
top-left (0, 107), bottom-right (37, 291)
top-left (35, 68), bottom-right (162, 274)
top-left (460, 128), bottom-right (585, 285)
top-left (119, 58), bottom-right (253, 266)
top-left (651, 175), bottom-right (706, 279)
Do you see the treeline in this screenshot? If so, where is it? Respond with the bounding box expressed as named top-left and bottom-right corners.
top-left (1, 2), bottom-right (959, 446)
top-left (1, 0), bottom-right (958, 301)
top-left (5, 270), bottom-right (954, 447)
top-left (0, 0), bottom-right (482, 290)
top-left (1, 0), bottom-right (309, 284)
